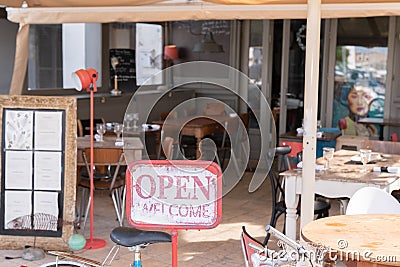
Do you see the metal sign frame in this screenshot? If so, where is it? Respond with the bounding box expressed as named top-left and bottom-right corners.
top-left (126, 160), bottom-right (222, 230)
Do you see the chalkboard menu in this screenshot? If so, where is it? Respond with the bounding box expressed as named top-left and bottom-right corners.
top-left (110, 49), bottom-right (136, 92)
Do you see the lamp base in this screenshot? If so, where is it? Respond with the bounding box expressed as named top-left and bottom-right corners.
top-left (110, 89), bottom-right (122, 96)
top-left (84, 238), bottom-right (107, 249)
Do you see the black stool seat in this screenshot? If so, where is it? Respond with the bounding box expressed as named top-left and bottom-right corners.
top-left (110, 227), bottom-right (171, 247)
top-left (275, 146), bottom-right (291, 156)
top-left (313, 199), bottom-right (331, 215)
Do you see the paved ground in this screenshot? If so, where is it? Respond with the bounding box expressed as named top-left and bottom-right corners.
top-left (0, 171), bottom-right (340, 266)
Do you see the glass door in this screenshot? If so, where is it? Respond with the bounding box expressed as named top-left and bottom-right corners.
top-left (332, 17), bottom-right (389, 137)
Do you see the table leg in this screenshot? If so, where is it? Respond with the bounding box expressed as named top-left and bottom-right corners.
top-left (196, 136), bottom-right (201, 159)
top-left (377, 125), bottom-right (384, 141)
top-left (339, 198), bottom-right (349, 215)
top-left (285, 175), bottom-right (300, 240)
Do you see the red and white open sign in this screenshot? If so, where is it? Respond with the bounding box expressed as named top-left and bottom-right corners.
top-left (126, 160), bottom-right (222, 230)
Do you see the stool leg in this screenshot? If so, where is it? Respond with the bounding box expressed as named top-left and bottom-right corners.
top-left (78, 187), bottom-right (88, 229)
top-left (121, 185), bottom-right (126, 226)
top-left (82, 195), bottom-right (91, 234)
top-left (111, 189), bottom-right (122, 226)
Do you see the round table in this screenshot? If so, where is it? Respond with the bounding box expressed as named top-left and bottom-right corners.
top-left (301, 214), bottom-right (400, 266)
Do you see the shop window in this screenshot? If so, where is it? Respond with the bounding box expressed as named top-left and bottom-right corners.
top-left (28, 25), bottom-right (62, 89)
top-left (332, 17), bottom-right (388, 136)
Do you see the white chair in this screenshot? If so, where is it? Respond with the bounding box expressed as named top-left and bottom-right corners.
top-left (346, 187), bottom-right (400, 215)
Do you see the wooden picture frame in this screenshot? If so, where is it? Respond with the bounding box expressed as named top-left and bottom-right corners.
top-left (0, 95), bottom-right (77, 250)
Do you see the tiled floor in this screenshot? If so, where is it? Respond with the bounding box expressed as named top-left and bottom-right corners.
top-left (0, 171), bottom-right (340, 266)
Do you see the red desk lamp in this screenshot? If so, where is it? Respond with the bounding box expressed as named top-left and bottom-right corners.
top-left (72, 68), bottom-right (106, 249)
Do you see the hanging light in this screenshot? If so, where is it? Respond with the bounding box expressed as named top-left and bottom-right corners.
top-left (164, 45), bottom-right (179, 60)
top-left (193, 31), bottom-right (224, 53)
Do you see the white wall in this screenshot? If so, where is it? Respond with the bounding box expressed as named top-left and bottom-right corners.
top-left (62, 23), bottom-right (102, 89)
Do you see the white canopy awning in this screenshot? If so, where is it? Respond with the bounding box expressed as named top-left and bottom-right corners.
top-left (3, 0), bottom-right (400, 94)
top-left (2, 0), bottom-right (400, 7)
top-left (1, 0), bottom-right (398, 235)
top-left (4, 1), bottom-right (400, 24)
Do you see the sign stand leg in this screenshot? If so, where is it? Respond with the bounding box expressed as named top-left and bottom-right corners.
top-left (126, 161), bottom-right (222, 267)
top-left (171, 230), bottom-right (178, 267)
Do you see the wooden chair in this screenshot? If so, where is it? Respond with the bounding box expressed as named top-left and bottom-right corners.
top-left (159, 136), bottom-right (175, 160)
top-left (335, 135), bottom-right (368, 151)
top-left (203, 102), bottom-right (225, 116)
top-left (78, 147), bottom-right (125, 232)
top-left (159, 111), bottom-right (195, 159)
top-left (198, 138), bottom-right (227, 185)
top-left (157, 127), bottom-right (180, 159)
top-left (199, 102), bottom-right (226, 155)
top-left (237, 113), bottom-right (251, 170)
top-left (77, 118), bottom-right (106, 137)
top-left (363, 139), bottom-right (400, 154)
top-left (218, 113), bottom-right (250, 171)
top-left (160, 110), bottom-right (177, 121)
top-left (391, 133), bottom-right (399, 142)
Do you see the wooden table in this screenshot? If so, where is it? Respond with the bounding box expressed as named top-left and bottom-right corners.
top-left (302, 214), bottom-right (400, 266)
top-left (88, 123), bottom-right (160, 136)
top-left (280, 131), bottom-right (341, 142)
top-left (357, 118), bottom-right (400, 140)
top-left (153, 116), bottom-right (228, 158)
top-left (281, 149), bottom-right (400, 240)
top-left (77, 136), bottom-right (144, 166)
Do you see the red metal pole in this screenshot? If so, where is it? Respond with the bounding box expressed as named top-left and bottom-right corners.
top-left (171, 230), bottom-right (178, 267)
top-left (89, 88), bottom-right (94, 243)
top-left (84, 78), bottom-right (106, 249)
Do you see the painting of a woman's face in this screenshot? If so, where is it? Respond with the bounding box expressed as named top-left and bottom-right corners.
top-left (347, 87), bottom-right (373, 116)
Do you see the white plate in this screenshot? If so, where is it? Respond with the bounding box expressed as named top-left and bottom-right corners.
top-left (350, 155), bottom-right (361, 162)
top-left (350, 153), bottom-right (382, 163)
top-left (142, 124), bottom-right (160, 131)
top-left (371, 152), bottom-right (383, 161)
top-left (296, 161), bottom-right (325, 171)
